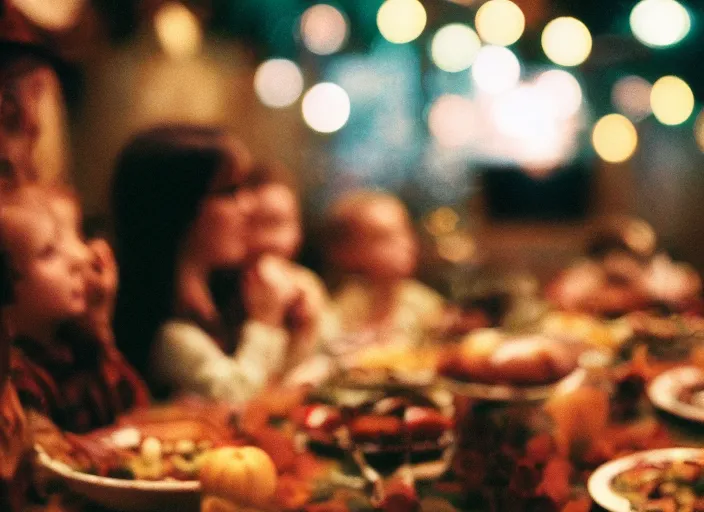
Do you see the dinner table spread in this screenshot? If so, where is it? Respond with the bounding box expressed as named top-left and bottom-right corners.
top-left (27, 326), bottom-right (704, 512)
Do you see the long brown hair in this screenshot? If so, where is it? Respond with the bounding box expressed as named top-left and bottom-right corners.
top-left (112, 125), bottom-right (249, 383)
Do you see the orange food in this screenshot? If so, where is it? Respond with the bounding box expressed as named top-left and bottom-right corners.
top-left (349, 415), bottom-right (403, 443)
top-left (200, 446), bottom-right (278, 508)
top-left (441, 333), bottom-right (578, 386)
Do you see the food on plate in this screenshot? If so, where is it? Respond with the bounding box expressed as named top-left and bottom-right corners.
top-left (623, 312), bottom-right (704, 362)
top-left (540, 312), bottom-right (632, 350)
top-left (82, 424), bottom-right (236, 480)
top-left (650, 367), bottom-right (704, 419)
top-left (404, 406), bottom-right (453, 443)
top-left (641, 254), bottom-right (702, 311)
top-left (610, 456), bottom-right (704, 512)
top-left (291, 405), bottom-right (344, 440)
top-left (545, 259), bottom-right (649, 316)
top-left (36, 405), bottom-right (244, 482)
top-left (200, 446), bottom-right (278, 509)
top-left (349, 416), bottom-right (403, 445)
top-left (293, 391), bottom-right (454, 457)
top-left (337, 345), bottom-right (439, 387)
top-left (439, 330), bottom-right (578, 386)
top-left (679, 382), bottom-right (704, 409)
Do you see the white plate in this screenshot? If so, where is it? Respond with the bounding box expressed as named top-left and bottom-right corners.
top-left (36, 447), bottom-right (201, 512)
top-left (587, 447), bottom-right (704, 512)
top-left (648, 366), bottom-right (704, 423)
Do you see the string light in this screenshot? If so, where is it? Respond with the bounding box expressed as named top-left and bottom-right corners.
top-left (431, 24), bottom-right (481, 72)
top-left (471, 46), bottom-right (521, 94)
top-left (377, 0), bottom-right (427, 44)
top-left (612, 76), bottom-right (652, 122)
top-left (592, 114), bottom-right (638, 163)
top-left (475, 0), bottom-right (525, 46)
top-left (300, 4), bottom-right (348, 55)
top-left (302, 83), bottom-right (351, 133)
top-left (534, 70), bottom-right (583, 119)
top-left (541, 17), bottom-right (592, 67)
top-left (425, 207), bottom-right (460, 236)
top-left (630, 0), bottom-right (691, 48)
top-left (650, 76), bottom-right (694, 126)
top-left (254, 59), bottom-right (304, 108)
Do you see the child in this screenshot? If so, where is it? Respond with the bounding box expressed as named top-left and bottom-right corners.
top-left (1, 185), bottom-right (148, 433)
top-left (323, 190), bottom-right (477, 357)
top-left (47, 187), bottom-right (124, 346)
top-left (244, 170), bottom-right (330, 366)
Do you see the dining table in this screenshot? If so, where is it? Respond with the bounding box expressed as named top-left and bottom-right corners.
top-left (28, 348), bottom-right (704, 512)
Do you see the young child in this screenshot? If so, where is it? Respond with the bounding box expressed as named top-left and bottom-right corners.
top-left (324, 190), bottom-right (470, 356)
top-left (1, 185), bottom-right (148, 433)
top-left (47, 187), bottom-right (123, 345)
top-left (244, 172), bottom-right (330, 365)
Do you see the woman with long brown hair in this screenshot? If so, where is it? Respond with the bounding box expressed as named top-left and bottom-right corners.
top-left (112, 125), bottom-right (302, 404)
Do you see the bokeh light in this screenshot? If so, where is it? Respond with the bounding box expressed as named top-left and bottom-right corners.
top-left (630, 0), bottom-right (691, 48)
top-left (475, 0), bottom-right (525, 46)
top-left (650, 76), bottom-right (694, 126)
top-left (437, 233), bottom-right (476, 263)
top-left (471, 46), bottom-right (521, 94)
top-left (534, 69), bottom-right (583, 119)
top-left (425, 207), bottom-right (460, 236)
top-left (612, 76), bottom-right (652, 122)
top-left (428, 94), bottom-right (475, 148)
top-left (377, 0), bottom-right (427, 44)
top-left (254, 59), bottom-right (305, 108)
top-left (302, 83), bottom-right (351, 133)
top-left (541, 17), bottom-right (592, 67)
top-left (492, 85), bottom-right (551, 137)
top-left (431, 24), bottom-right (481, 72)
top-left (300, 4), bottom-right (348, 55)
top-left (154, 2), bottom-right (202, 60)
top-left (592, 114), bottom-right (638, 163)
top-left (695, 109), bottom-right (704, 152)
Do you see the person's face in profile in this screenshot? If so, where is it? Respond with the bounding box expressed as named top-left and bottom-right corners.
top-left (248, 183), bottom-right (302, 261)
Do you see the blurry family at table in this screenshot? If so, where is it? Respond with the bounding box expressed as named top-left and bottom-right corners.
top-left (0, 117), bottom-right (485, 436)
top-left (2, 90), bottom-right (703, 434)
top-left (3, 22), bottom-right (704, 512)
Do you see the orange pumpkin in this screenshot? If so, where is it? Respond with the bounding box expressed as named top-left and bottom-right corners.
top-left (200, 446), bottom-right (278, 509)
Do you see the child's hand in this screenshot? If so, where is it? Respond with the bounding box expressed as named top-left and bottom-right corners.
top-left (243, 256), bottom-right (298, 327)
top-left (286, 288), bottom-right (320, 349)
top-left (81, 238), bottom-right (118, 339)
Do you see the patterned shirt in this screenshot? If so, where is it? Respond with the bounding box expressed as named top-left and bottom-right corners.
top-left (10, 324), bottom-right (149, 434)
